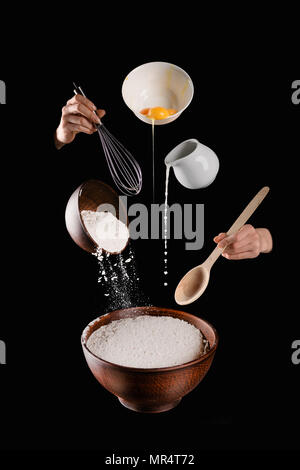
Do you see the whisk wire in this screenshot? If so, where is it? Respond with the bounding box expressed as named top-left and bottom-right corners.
top-left (99, 134), bottom-right (136, 193)
top-left (100, 126), bottom-right (137, 185)
top-left (98, 124), bottom-right (142, 196)
top-left (101, 125), bottom-right (140, 182)
top-left (98, 125), bottom-right (141, 193)
top-left (98, 128), bottom-right (135, 190)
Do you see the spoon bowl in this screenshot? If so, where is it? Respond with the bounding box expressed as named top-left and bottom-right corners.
top-left (175, 265), bottom-right (210, 305)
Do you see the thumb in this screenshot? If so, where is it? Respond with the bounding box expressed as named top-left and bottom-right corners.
top-left (96, 109), bottom-right (106, 119)
top-left (218, 233), bottom-right (237, 249)
top-left (213, 232), bottom-right (226, 243)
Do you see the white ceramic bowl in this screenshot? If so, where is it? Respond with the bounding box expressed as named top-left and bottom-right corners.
top-left (121, 62), bottom-right (194, 126)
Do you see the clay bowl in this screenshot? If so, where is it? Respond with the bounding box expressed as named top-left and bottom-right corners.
top-left (65, 179), bottom-right (128, 254)
top-left (81, 306), bottom-right (218, 413)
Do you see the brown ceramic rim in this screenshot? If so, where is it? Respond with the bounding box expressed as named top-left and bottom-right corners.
top-left (78, 179), bottom-right (129, 255)
top-left (77, 180), bottom-right (97, 252)
top-left (81, 306), bottom-right (218, 374)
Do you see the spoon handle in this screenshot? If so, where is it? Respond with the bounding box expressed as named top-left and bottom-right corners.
top-left (205, 186), bottom-right (270, 269)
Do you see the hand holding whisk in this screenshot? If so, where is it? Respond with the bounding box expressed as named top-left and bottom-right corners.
top-left (73, 82), bottom-right (142, 196)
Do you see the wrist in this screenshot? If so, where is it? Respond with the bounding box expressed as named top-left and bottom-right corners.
top-left (54, 126), bottom-right (65, 150)
top-left (257, 228), bottom-right (273, 253)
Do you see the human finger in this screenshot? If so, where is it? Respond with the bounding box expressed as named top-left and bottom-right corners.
top-left (65, 114), bottom-right (96, 132)
top-left (217, 233), bottom-right (238, 249)
top-left (224, 240), bottom-right (260, 255)
top-left (223, 231), bottom-right (260, 253)
top-left (222, 249), bottom-right (260, 260)
top-left (213, 233), bottom-right (226, 243)
top-left (217, 224), bottom-right (256, 249)
top-left (66, 122), bottom-right (95, 135)
top-left (96, 109), bottom-right (106, 119)
top-left (67, 93), bottom-right (97, 112)
top-left (63, 103), bottom-right (101, 125)
top-left (234, 224), bottom-right (256, 241)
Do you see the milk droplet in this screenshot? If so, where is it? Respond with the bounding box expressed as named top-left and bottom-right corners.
top-left (162, 166), bottom-right (170, 289)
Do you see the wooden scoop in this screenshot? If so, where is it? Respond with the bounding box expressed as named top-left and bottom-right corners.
top-left (175, 186), bottom-right (270, 305)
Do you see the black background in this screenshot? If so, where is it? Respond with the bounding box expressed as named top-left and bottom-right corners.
top-left (0, 23), bottom-right (299, 461)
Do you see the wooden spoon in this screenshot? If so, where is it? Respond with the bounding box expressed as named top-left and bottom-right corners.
top-left (175, 186), bottom-right (270, 305)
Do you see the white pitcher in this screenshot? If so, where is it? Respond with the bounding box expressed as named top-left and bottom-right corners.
top-left (164, 139), bottom-right (219, 189)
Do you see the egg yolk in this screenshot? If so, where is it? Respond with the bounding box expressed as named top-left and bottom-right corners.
top-left (140, 106), bottom-right (177, 120)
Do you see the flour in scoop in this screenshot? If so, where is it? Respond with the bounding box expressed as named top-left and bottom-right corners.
top-left (81, 210), bottom-right (129, 253)
top-left (86, 315), bottom-right (208, 368)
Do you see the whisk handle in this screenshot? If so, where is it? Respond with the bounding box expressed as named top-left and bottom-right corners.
top-left (73, 82), bottom-right (86, 98)
top-left (72, 82), bottom-right (102, 128)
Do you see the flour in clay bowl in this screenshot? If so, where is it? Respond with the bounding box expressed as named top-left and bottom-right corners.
top-left (86, 315), bottom-right (209, 369)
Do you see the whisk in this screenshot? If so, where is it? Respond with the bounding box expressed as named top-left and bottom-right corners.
top-left (73, 82), bottom-right (142, 196)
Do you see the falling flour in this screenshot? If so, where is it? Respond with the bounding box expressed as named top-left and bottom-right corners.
top-left (94, 244), bottom-right (151, 311)
top-left (86, 315), bottom-right (208, 368)
top-left (81, 210), bottom-right (151, 311)
top-left (81, 210), bottom-right (129, 253)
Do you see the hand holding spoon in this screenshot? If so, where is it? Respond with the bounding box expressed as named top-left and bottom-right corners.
top-left (175, 186), bottom-right (270, 305)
